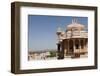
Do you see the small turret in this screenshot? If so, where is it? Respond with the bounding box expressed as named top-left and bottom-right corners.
top-left (56, 27), bottom-right (62, 35)
top-left (56, 27), bottom-right (63, 42)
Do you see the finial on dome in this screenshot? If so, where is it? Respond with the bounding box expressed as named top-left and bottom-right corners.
top-left (72, 17), bottom-right (78, 23)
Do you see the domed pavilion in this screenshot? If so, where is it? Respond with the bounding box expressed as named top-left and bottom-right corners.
top-left (56, 18), bottom-right (88, 59)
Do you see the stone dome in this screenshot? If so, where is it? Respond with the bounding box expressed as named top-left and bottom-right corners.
top-left (67, 19), bottom-right (85, 31)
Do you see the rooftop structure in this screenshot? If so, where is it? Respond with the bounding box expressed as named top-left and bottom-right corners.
top-left (56, 18), bottom-right (88, 59)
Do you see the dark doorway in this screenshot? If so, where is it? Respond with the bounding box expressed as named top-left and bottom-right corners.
top-left (75, 39), bottom-right (79, 49)
top-left (69, 40), bottom-right (74, 53)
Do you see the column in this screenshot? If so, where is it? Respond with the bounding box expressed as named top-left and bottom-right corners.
top-left (57, 42), bottom-right (64, 59)
top-left (57, 43), bottom-right (60, 52)
top-left (73, 39), bottom-right (75, 53)
top-left (61, 42), bottom-right (64, 59)
top-left (67, 40), bottom-right (69, 54)
top-left (64, 40), bottom-right (67, 57)
top-left (79, 39), bottom-right (81, 53)
top-left (83, 39), bottom-right (85, 52)
top-left (86, 39), bottom-right (88, 52)
top-left (57, 43), bottom-right (60, 59)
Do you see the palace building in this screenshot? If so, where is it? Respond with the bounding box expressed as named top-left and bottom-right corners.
top-left (56, 18), bottom-right (88, 59)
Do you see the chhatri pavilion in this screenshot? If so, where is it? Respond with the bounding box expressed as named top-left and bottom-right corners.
top-left (56, 18), bottom-right (88, 59)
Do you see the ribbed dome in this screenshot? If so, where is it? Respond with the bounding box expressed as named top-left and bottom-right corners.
top-left (67, 23), bottom-right (85, 31)
top-left (67, 19), bottom-right (85, 31)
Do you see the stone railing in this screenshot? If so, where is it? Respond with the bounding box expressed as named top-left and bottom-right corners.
top-left (66, 31), bottom-right (88, 38)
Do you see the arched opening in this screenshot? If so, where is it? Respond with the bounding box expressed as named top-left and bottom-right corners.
top-left (75, 39), bottom-right (79, 49)
top-left (80, 39), bottom-right (84, 49)
top-left (69, 40), bottom-right (74, 53)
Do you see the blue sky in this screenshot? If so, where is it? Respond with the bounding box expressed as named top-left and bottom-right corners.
top-left (28, 15), bottom-right (88, 51)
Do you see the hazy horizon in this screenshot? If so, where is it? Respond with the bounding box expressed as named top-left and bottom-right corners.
top-left (29, 48), bottom-right (57, 52)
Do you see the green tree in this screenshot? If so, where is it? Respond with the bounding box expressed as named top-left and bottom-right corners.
top-left (49, 51), bottom-right (56, 57)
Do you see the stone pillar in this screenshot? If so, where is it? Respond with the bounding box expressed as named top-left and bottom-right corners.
top-left (61, 42), bottom-right (64, 59)
top-left (57, 43), bottom-right (60, 51)
top-left (57, 42), bottom-right (64, 59)
top-left (79, 39), bottom-right (81, 53)
top-left (64, 40), bottom-right (67, 57)
top-left (83, 39), bottom-right (86, 52)
top-left (67, 40), bottom-right (69, 54)
top-left (86, 39), bottom-right (88, 52)
top-left (57, 43), bottom-right (61, 59)
top-left (73, 39), bottom-right (75, 53)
